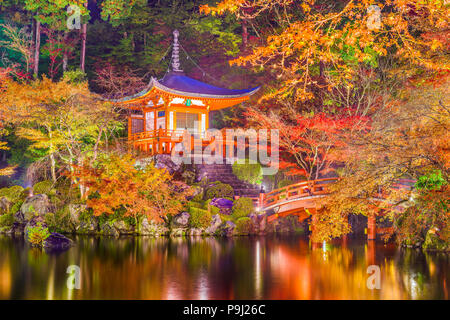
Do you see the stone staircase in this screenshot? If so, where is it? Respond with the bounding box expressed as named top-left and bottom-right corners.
top-left (196, 163), bottom-right (262, 199)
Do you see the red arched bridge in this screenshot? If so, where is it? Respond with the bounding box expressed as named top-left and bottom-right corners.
top-left (258, 178), bottom-right (415, 241)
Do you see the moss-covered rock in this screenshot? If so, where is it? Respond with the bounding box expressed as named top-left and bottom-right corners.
top-left (189, 206), bottom-right (212, 229)
top-left (0, 185), bottom-right (26, 204)
top-left (205, 214), bottom-right (222, 235)
top-left (139, 217), bottom-right (168, 236)
top-left (45, 205), bottom-right (73, 233)
top-left (16, 194), bottom-right (50, 224)
top-left (0, 197), bottom-right (12, 215)
top-left (33, 180), bottom-right (56, 196)
top-left (422, 227), bottom-right (448, 251)
top-left (235, 217), bottom-right (254, 235)
top-left (0, 212), bottom-right (14, 231)
top-left (231, 197), bottom-right (254, 220)
top-left (217, 220), bottom-right (236, 237)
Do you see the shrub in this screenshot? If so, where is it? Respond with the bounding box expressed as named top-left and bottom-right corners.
top-left (235, 217), bottom-right (253, 235)
top-left (189, 200), bottom-right (205, 209)
top-left (10, 201), bottom-right (23, 215)
top-left (232, 160), bottom-right (263, 185)
top-left (63, 69), bottom-right (87, 83)
top-left (0, 185), bottom-right (26, 203)
top-left (189, 206), bottom-right (212, 229)
top-left (231, 197), bottom-right (254, 220)
top-left (0, 212), bottom-right (14, 227)
top-left (33, 180), bottom-right (55, 196)
top-left (27, 222), bottom-right (50, 247)
top-left (205, 182), bottom-right (234, 200)
top-left (45, 205), bottom-right (72, 233)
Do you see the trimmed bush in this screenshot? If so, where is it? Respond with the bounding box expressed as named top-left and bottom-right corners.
top-left (235, 217), bottom-right (253, 235)
top-left (205, 182), bottom-right (234, 200)
top-left (231, 197), bottom-right (254, 220)
top-left (189, 206), bottom-right (212, 229)
top-left (232, 160), bottom-right (263, 185)
top-left (33, 180), bottom-right (55, 196)
top-left (0, 185), bottom-right (26, 203)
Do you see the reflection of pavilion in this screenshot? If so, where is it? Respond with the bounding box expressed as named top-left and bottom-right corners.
top-left (113, 30), bottom-right (259, 155)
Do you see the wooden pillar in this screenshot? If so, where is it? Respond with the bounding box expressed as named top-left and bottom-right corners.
top-left (367, 214), bottom-right (376, 240)
top-left (259, 192), bottom-right (265, 209)
top-left (127, 116), bottom-right (132, 140)
top-left (142, 108), bottom-right (146, 134)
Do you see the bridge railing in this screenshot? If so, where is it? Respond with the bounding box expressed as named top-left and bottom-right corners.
top-left (262, 178), bottom-right (339, 210)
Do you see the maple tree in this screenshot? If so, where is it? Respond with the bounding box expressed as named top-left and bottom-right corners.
top-left (0, 72), bottom-right (122, 184)
top-left (71, 153), bottom-right (191, 223)
top-left (321, 76), bottom-right (449, 242)
top-left (247, 107), bottom-right (370, 179)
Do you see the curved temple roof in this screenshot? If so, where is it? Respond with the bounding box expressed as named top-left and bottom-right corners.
top-left (111, 30), bottom-right (259, 110)
top-left (158, 73), bottom-right (259, 98)
top-left (113, 72), bottom-right (259, 110)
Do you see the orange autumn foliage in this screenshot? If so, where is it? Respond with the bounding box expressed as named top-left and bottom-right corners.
top-left (72, 154), bottom-right (191, 222)
top-left (201, 0), bottom-right (449, 103)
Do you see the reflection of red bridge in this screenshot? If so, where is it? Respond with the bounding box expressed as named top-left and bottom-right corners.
top-left (259, 178), bottom-right (415, 241)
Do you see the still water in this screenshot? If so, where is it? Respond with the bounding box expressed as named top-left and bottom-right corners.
top-left (0, 235), bottom-right (448, 300)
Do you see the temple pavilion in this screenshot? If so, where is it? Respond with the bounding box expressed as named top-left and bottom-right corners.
top-left (113, 30), bottom-right (259, 155)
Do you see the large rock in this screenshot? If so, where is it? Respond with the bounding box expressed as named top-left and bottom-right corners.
top-left (205, 214), bottom-right (222, 235)
top-left (16, 194), bottom-right (50, 223)
top-left (139, 217), bottom-right (169, 236)
top-left (68, 204), bottom-right (87, 226)
top-left (188, 228), bottom-right (203, 236)
top-left (152, 154), bottom-right (181, 175)
top-left (113, 220), bottom-right (134, 235)
top-left (209, 198), bottom-right (234, 215)
top-left (43, 233), bottom-right (74, 251)
top-left (422, 227), bottom-right (448, 251)
top-left (0, 196), bottom-right (12, 215)
top-left (172, 212), bottom-right (190, 228)
top-left (100, 222), bottom-right (120, 237)
top-left (218, 221), bottom-right (236, 237)
top-left (77, 216), bottom-right (98, 234)
top-left (249, 213), bottom-right (266, 235)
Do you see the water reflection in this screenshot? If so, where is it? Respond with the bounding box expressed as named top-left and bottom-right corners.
top-left (0, 235), bottom-right (448, 299)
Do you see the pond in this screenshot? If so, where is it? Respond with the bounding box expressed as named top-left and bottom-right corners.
top-left (0, 235), bottom-right (448, 299)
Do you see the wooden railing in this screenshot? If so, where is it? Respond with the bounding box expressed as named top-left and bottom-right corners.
top-left (262, 178), bottom-right (338, 210)
top-left (128, 128), bottom-right (264, 155)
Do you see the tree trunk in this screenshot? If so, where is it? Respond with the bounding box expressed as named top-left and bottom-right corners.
top-left (241, 20), bottom-right (248, 50)
top-left (49, 152), bottom-right (56, 183)
top-left (79, 1), bottom-right (88, 72)
top-left (80, 24), bottom-right (87, 72)
top-left (33, 19), bottom-right (41, 78)
top-left (62, 31), bottom-right (68, 72)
